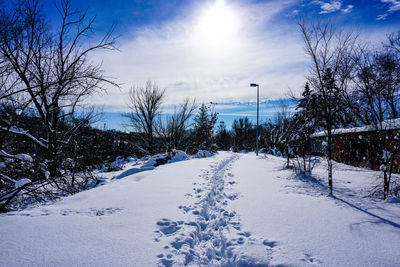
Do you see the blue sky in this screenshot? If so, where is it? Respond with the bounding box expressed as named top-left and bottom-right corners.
top-left (93, 99), bottom-right (295, 130)
top-left (38, 0), bottom-right (400, 130)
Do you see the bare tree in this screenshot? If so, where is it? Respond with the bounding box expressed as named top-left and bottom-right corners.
top-left (275, 100), bottom-right (295, 168)
top-left (388, 31), bottom-right (400, 53)
top-left (299, 19), bottom-right (358, 194)
top-left (159, 98), bottom-right (196, 152)
top-left (351, 36), bottom-right (400, 199)
top-left (127, 81), bottom-right (165, 155)
top-left (0, 0), bottom-right (118, 176)
top-left (0, 0), bottom-right (118, 211)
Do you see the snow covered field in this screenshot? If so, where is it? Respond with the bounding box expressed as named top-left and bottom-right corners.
top-left (1, 151), bottom-right (400, 266)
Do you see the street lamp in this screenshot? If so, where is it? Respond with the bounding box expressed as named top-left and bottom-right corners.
top-left (250, 83), bottom-right (259, 156)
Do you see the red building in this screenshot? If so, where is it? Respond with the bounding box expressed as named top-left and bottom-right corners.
top-left (311, 119), bottom-right (400, 172)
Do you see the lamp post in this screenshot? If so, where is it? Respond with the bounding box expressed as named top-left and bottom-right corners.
top-left (250, 83), bottom-right (259, 156)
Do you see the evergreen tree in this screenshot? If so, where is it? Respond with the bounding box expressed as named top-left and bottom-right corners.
top-left (192, 103), bottom-right (218, 151)
top-left (291, 83), bottom-right (319, 174)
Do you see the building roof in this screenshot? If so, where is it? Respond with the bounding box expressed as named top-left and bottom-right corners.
top-left (311, 118), bottom-right (400, 138)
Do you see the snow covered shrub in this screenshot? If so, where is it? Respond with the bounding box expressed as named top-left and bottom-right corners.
top-left (154, 150), bottom-right (189, 166)
top-left (291, 155), bottom-right (317, 177)
top-left (155, 156), bottom-right (170, 167)
top-left (0, 149), bottom-right (104, 212)
top-left (390, 182), bottom-right (400, 199)
top-left (0, 155), bottom-right (51, 212)
top-left (370, 173), bottom-right (400, 199)
top-left (106, 156), bottom-right (135, 172)
top-left (194, 150), bottom-right (213, 158)
top-left (138, 150), bottom-right (190, 168)
top-left (169, 150), bottom-right (189, 162)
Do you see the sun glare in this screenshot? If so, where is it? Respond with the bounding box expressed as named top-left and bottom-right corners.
top-left (193, 0), bottom-right (241, 52)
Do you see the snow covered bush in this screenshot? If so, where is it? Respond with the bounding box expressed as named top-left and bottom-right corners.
top-left (140, 150), bottom-right (190, 168)
top-left (106, 156), bottom-right (136, 172)
top-left (169, 150), bottom-right (190, 162)
top-left (0, 154), bottom-right (48, 212)
top-left (291, 155), bottom-right (318, 177)
top-left (193, 150), bottom-right (213, 158)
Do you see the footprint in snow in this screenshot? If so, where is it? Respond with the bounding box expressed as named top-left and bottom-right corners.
top-left (160, 258), bottom-right (173, 267)
top-left (223, 210), bottom-right (236, 218)
top-left (237, 237), bottom-right (246, 244)
top-left (230, 221), bottom-right (241, 230)
top-left (59, 207), bottom-right (122, 217)
top-left (263, 240), bottom-right (278, 248)
top-left (301, 253), bottom-right (322, 265)
top-left (178, 205), bottom-right (191, 213)
top-left (238, 231), bottom-right (251, 237)
top-left (156, 219), bottom-right (183, 235)
top-left (193, 188), bottom-right (203, 193)
top-left (226, 193), bottom-right (239, 200)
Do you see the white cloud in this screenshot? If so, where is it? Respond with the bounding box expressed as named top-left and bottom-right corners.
top-left (91, 0), bottom-right (307, 108)
top-left (341, 4), bottom-right (353, 13)
top-left (313, 0), bottom-right (342, 14)
top-left (312, 1), bottom-right (353, 14)
top-left (377, 13), bottom-right (388, 20)
top-left (288, 9), bottom-right (300, 16)
top-left (382, 0), bottom-right (400, 11)
top-left (378, 0), bottom-right (400, 20)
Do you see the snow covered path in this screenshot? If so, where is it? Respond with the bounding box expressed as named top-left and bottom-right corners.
top-left (230, 154), bottom-right (400, 266)
top-left (154, 153), bottom-right (270, 266)
top-left (1, 152), bottom-right (400, 266)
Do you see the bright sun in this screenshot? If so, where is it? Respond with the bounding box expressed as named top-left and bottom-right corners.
top-left (193, 0), bottom-right (241, 51)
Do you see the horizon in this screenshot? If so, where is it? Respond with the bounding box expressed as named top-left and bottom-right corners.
top-left (93, 99), bottom-right (295, 131)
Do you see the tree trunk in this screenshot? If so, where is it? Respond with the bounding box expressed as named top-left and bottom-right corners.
top-left (286, 148), bottom-right (290, 168)
top-left (383, 170), bottom-right (388, 200)
top-left (328, 131), bottom-right (333, 194)
top-left (47, 131), bottom-right (58, 178)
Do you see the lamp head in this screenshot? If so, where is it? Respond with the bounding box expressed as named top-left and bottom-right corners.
top-left (250, 83), bottom-right (258, 87)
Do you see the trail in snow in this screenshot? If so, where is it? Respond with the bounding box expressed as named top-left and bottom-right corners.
top-left (154, 153), bottom-right (273, 267)
top-left (2, 152), bottom-right (400, 267)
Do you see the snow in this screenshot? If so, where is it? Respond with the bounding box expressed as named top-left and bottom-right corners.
top-left (380, 164), bottom-right (387, 171)
top-left (193, 150), bottom-right (213, 158)
top-left (14, 178), bottom-right (31, 188)
top-left (311, 118), bottom-right (400, 137)
top-left (1, 126), bottom-right (48, 149)
top-left (109, 156), bottom-right (136, 170)
top-left (230, 155), bottom-right (400, 266)
top-left (15, 153), bottom-right (33, 162)
top-left (139, 150), bottom-right (190, 167)
top-left (102, 150), bottom-right (191, 181)
top-left (169, 150), bottom-right (190, 162)
top-left (1, 152), bottom-right (400, 266)
top-left (0, 150), bottom-right (33, 162)
top-left (383, 149), bottom-right (391, 161)
top-left (386, 196), bottom-right (400, 203)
